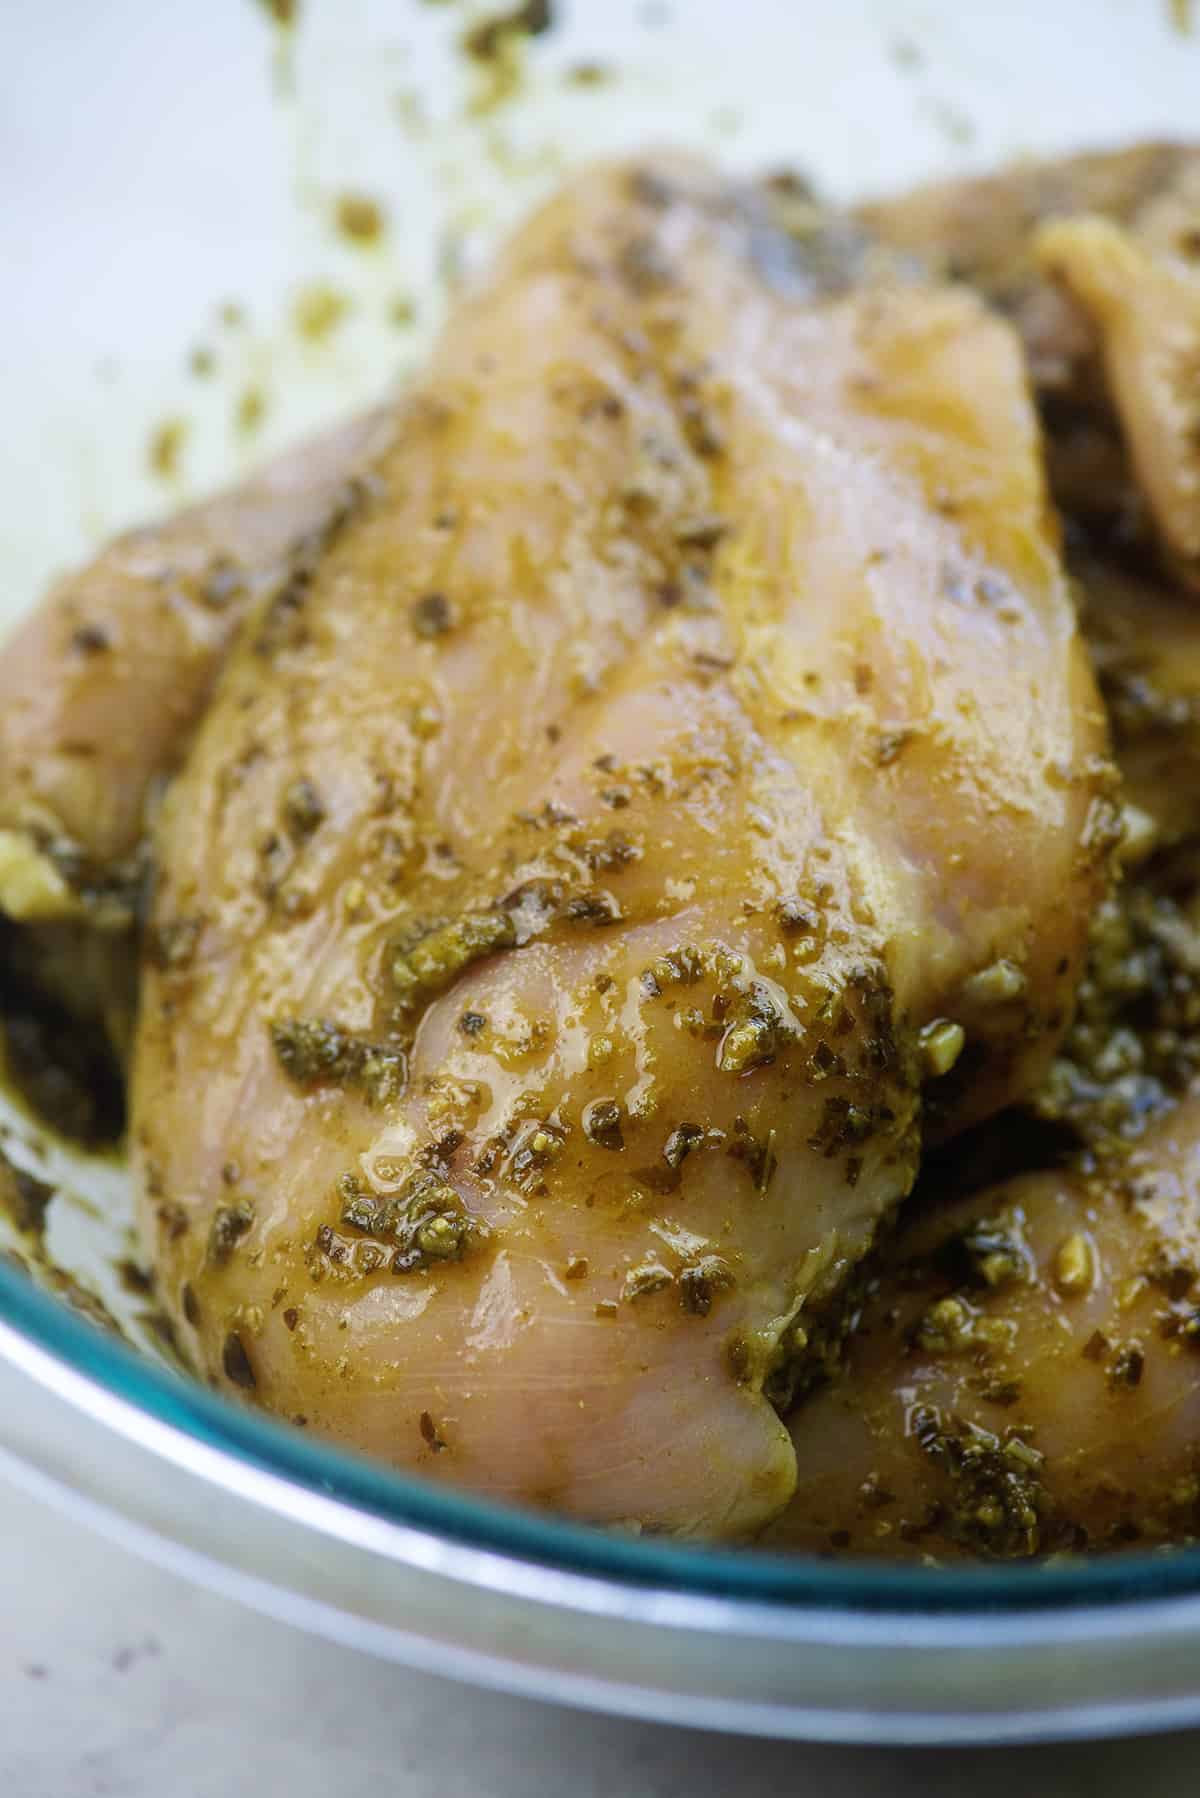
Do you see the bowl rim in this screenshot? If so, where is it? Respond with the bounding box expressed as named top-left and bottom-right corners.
top-left (3, 1253), bottom-right (1200, 1617)
top-left (11, 1256), bottom-right (1200, 1743)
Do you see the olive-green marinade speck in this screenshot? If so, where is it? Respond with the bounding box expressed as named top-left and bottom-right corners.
top-left (207, 1199), bottom-right (255, 1268)
top-left (583, 1098), bottom-right (625, 1150)
top-left (411, 592), bottom-right (457, 638)
top-left (679, 1254), bottom-right (734, 1316)
top-left (282, 777), bottom-right (326, 838)
top-left (270, 1017), bottom-right (407, 1106)
top-left (390, 910), bottom-right (516, 1009)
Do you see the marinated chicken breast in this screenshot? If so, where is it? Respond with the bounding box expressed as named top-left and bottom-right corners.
top-left (765, 538), bottom-right (1200, 1562)
top-left (1037, 217), bottom-right (1200, 588)
top-left (0, 408), bottom-right (391, 929)
top-left (768, 1085), bottom-right (1200, 1560)
top-left (858, 141), bottom-right (1200, 393)
top-left (131, 156), bottom-right (1107, 1535)
top-left (861, 143), bottom-right (1200, 568)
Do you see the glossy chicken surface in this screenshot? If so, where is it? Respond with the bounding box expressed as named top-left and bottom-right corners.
top-left (0, 408), bottom-right (391, 929)
top-left (764, 139), bottom-right (1200, 1561)
top-left (1037, 216), bottom-right (1200, 589)
top-left (861, 143), bottom-right (1200, 570)
top-left (858, 142), bottom-right (1200, 395)
top-left (768, 547), bottom-right (1200, 1557)
top-left (768, 1087), bottom-right (1200, 1560)
top-left (129, 156), bottom-right (1106, 1535)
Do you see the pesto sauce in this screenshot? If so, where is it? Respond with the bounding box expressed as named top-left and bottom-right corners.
top-left (270, 1017), bottom-right (407, 1107)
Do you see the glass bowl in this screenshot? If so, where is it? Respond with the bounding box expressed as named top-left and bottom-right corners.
top-left (3, 0), bottom-right (1200, 1743)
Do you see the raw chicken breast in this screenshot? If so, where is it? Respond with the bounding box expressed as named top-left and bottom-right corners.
top-left (132, 156), bottom-right (1107, 1535)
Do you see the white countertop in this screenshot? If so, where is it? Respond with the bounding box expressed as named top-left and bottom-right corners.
top-left (2, 1476), bottom-right (1199, 1798)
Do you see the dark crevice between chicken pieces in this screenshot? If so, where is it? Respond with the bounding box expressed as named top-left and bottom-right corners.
top-left (0, 922), bottom-right (126, 1144)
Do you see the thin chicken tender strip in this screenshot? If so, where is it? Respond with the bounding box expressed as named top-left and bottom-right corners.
top-left (860, 141), bottom-right (1200, 575)
top-left (1036, 216), bottom-right (1200, 589)
top-left (0, 407), bottom-right (392, 927)
top-left (857, 141), bottom-right (1200, 394)
top-left (133, 155), bottom-right (1108, 1537)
